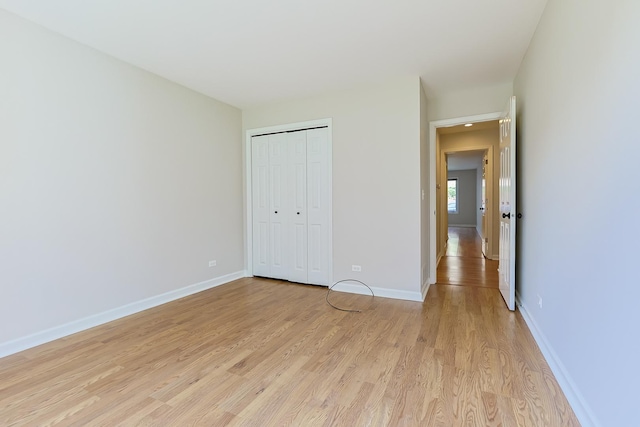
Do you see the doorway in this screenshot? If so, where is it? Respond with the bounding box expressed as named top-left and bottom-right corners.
top-left (428, 114), bottom-right (501, 287)
top-left (439, 142), bottom-right (498, 288)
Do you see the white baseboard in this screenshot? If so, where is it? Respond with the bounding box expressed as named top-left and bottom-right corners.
top-left (421, 281), bottom-right (431, 301)
top-left (428, 275), bottom-right (436, 286)
top-left (516, 295), bottom-right (600, 427)
top-left (0, 271), bottom-right (246, 359)
top-left (330, 281), bottom-right (423, 302)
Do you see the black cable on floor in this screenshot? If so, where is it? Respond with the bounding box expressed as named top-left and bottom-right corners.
top-left (326, 279), bottom-right (374, 312)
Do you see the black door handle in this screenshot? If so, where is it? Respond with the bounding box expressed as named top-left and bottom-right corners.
top-left (502, 212), bottom-right (511, 219)
top-left (297, 212), bottom-right (300, 215)
top-left (274, 211), bottom-right (278, 214)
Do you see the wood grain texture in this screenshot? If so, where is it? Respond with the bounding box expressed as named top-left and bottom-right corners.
top-left (438, 227), bottom-right (499, 288)
top-left (0, 277), bottom-right (579, 426)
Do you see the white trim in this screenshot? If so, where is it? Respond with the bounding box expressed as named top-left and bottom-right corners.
top-left (0, 271), bottom-right (246, 359)
top-left (244, 118), bottom-right (333, 284)
top-left (421, 281), bottom-right (431, 301)
top-left (516, 295), bottom-right (600, 427)
top-left (331, 281), bottom-right (423, 302)
top-left (429, 112), bottom-right (501, 286)
top-left (429, 122), bottom-right (437, 285)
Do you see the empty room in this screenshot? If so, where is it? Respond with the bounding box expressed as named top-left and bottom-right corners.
top-left (1, 0), bottom-right (638, 426)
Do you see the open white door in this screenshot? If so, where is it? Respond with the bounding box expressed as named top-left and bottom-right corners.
top-left (480, 151), bottom-right (490, 258)
top-left (499, 96), bottom-right (516, 310)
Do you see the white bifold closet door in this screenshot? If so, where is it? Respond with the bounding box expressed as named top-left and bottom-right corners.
top-left (251, 127), bottom-right (330, 285)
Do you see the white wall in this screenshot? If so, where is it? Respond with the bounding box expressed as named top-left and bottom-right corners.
top-left (0, 10), bottom-right (244, 350)
top-left (514, 0), bottom-right (640, 425)
top-left (420, 85), bottom-right (430, 293)
top-left (243, 77), bottom-right (423, 299)
top-left (447, 169), bottom-right (477, 227)
top-left (427, 82), bottom-right (513, 121)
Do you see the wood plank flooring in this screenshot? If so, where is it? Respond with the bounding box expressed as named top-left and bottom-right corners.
top-left (437, 227), bottom-right (499, 288)
top-left (0, 276), bottom-right (578, 426)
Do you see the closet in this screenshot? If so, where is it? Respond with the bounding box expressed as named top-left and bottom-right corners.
top-left (251, 126), bottom-right (330, 286)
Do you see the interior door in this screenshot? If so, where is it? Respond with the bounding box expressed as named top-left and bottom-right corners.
top-left (251, 126), bottom-right (330, 286)
top-left (287, 131), bottom-right (308, 284)
top-left (306, 128), bottom-right (330, 285)
top-left (481, 151), bottom-right (489, 257)
top-left (268, 134), bottom-right (289, 280)
top-left (498, 96), bottom-right (517, 310)
top-left (251, 135), bottom-right (270, 277)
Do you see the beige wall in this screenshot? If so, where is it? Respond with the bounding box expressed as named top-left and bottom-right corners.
top-left (513, 0), bottom-right (640, 424)
top-left (243, 77), bottom-right (423, 297)
top-left (0, 10), bottom-right (244, 347)
top-left (439, 128), bottom-right (499, 258)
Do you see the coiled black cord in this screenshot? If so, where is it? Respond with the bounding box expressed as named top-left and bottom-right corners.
top-left (326, 279), bottom-right (375, 312)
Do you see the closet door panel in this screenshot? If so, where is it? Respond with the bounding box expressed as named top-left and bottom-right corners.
top-left (251, 136), bottom-right (270, 277)
top-left (252, 126), bottom-right (330, 286)
top-left (268, 134), bottom-right (289, 280)
top-left (306, 128), bottom-right (330, 285)
top-left (288, 132), bottom-right (307, 283)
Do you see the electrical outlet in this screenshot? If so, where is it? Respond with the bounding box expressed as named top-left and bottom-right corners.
top-left (352, 265), bottom-right (362, 272)
top-left (209, 260), bottom-right (217, 267)
top-left (538, 295), bottom-right (543, 308)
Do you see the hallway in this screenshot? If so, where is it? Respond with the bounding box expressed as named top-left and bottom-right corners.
top-left (436, 226), bottom-right (499, 287)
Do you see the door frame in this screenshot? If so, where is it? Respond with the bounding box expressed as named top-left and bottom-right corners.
top-left (244, 118), bottom-right (333, 281)
top-left (441, 146), bottom-right (494, 259)
top-left (429, 112), bottom-right (501, 284)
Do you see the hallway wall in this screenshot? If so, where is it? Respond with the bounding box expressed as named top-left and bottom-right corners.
top-left (447, 169), bottom-right (477, 227)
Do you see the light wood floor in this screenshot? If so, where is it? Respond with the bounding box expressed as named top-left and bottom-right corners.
top-left (437, 227), bottom-right (499, 288)
top-left (0, 277), bottom-right (578, 426)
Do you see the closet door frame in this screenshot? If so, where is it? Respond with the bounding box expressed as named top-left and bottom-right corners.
top-left (245, 118), bottom-right (333, 284)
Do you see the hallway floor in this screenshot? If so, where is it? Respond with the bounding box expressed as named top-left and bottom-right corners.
top-left (437, 226), bottom-right (499, 288)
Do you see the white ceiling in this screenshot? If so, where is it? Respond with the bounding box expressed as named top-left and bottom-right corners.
top-left (0, 0), bottom-right (548, 109)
